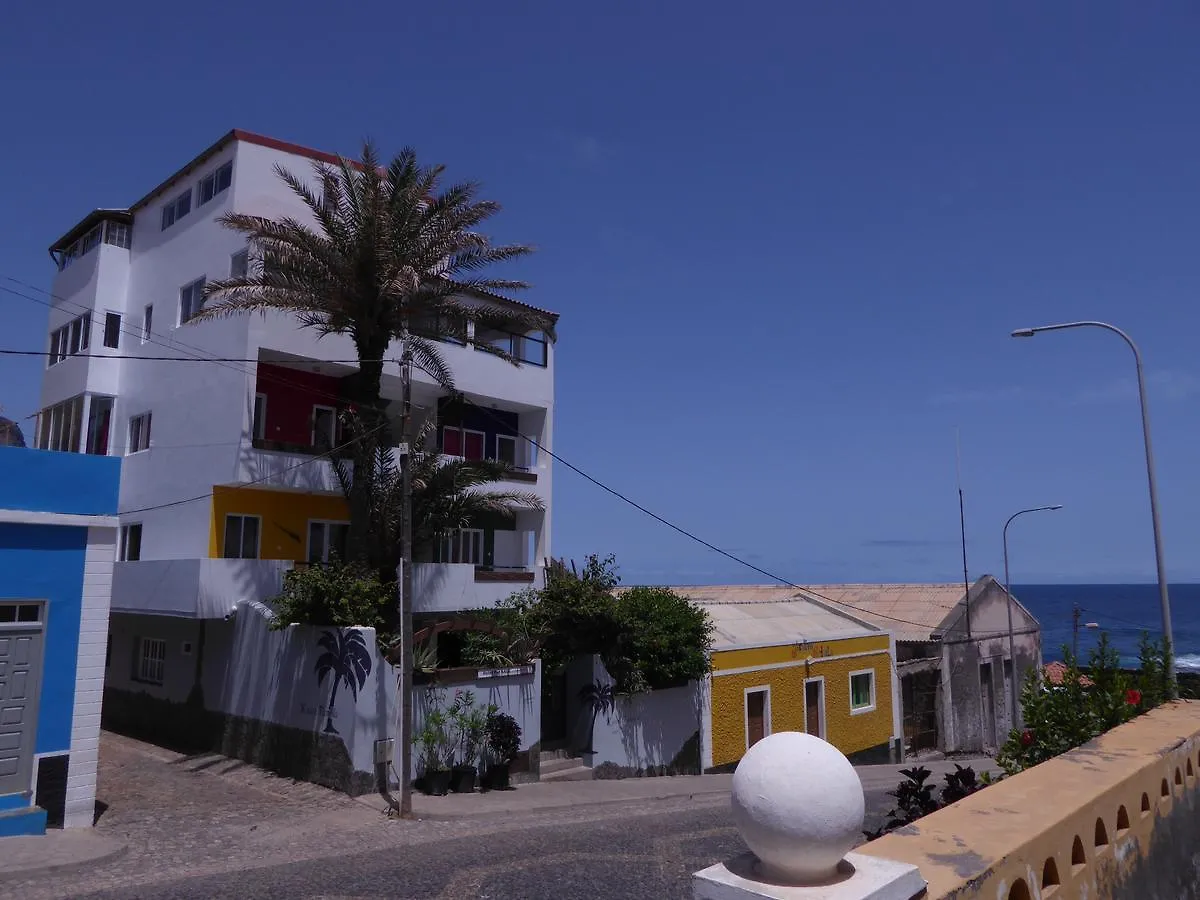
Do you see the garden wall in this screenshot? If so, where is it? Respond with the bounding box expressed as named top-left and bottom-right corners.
top-left (572, 656), bottom-right (704, 777)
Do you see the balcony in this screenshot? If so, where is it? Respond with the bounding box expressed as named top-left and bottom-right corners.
top-left (111, 558), bottom-right (294, 618)
top-left (413, 562), bottom-right (543, 614)
top-left (855, 701), bottom-right (1200, 899)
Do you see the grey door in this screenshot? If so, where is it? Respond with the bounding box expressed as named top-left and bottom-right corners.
top-left (0, 611), bottom-right (45, 797)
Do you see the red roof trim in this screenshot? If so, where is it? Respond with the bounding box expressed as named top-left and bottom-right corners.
top-left (229, 129), bottom-right (360, 169)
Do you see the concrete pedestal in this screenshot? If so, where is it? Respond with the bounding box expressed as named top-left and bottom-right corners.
top-left (693, 851), bottom-right (925, 900)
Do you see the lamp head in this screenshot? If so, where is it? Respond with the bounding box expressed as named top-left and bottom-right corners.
top-left (1011, 328), bottom-right (1036, 338)
top-left (1050, 504), bottom-right (1064, 510)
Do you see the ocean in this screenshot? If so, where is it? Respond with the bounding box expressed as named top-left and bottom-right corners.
top-left (1015, 583), bottom-right (1200, 671)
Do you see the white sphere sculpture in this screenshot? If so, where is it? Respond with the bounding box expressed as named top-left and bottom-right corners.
top-left (730, 731), bottom-right (866, 884)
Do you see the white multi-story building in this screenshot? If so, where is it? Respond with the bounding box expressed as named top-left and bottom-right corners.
top-left (35, 129), bottom-right (556, 708)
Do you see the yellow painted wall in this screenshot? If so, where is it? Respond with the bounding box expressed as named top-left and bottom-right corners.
top-left (209, 486), bottom-right (349, 560)
top-left (709, 636), bottom-right (895, 768)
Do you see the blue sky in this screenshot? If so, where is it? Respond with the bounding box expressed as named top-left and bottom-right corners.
top-left (2, 2), bottom-right (1198, 584)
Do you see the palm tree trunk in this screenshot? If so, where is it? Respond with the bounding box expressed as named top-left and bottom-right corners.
top-left (325, 677), bottom-right (341, 734)
top-left (347, 340), bottom-right (391, 570)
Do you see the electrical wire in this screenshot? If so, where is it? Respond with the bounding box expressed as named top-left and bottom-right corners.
top-left (0, 348), bottom-right (380, 364)
top-left (4, 276), bottom-right (982, 635)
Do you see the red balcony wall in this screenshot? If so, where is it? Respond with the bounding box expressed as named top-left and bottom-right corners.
top-left (255, 363), bottom-right (343, 446)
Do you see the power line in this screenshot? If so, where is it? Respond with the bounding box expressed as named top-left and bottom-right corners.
top-left (0, 348), bottom-right (380, 364)
top-left (3, 277), bottom-right (970, 634)
top-left (118, 421), bottom-right (387, 516)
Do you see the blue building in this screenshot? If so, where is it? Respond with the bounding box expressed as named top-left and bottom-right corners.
top-left (0, 446), bottom-right (120, 836)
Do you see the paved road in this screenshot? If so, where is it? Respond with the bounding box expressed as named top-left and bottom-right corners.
top-left (9, 733), bottom-right (994, 899)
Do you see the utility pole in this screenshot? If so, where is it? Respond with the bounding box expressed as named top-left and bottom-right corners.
top-left (1072, 604), bottom-right (1081, 660)
top-left (956, 429), bottom-right (972, 639)
top-left (398, 350), bottom-right (415, 817)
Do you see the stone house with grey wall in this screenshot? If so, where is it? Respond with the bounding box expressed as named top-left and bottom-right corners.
top-left (800, 576), bottom-right (1041, 755)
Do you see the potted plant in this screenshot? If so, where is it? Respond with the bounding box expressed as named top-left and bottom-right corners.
top-left (448, 691), bottom-right (491, 793)
top-left (414, 694), bottom-right (454, 795)
top-left (483, 711), bottom-right (522, 791)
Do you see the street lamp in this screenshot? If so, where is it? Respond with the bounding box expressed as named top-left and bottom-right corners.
top-left (1011, 321), bottom-right (1175, 692)
top-left (1003, 504), bottom-right (1062, 726)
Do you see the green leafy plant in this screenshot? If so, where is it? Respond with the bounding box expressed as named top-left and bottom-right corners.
top-left (865, 764), bottom-right (989, 839)
top-left (485, 712), bottom-right (522, 764)
top-left (271, 561), bottom-right (394, 643)
top-left (413, 689), bottom-right (455, 773)
top-left (448, 690), bottom-right (494, 769)
top-left (997, 632), bottom-right (1170, 775)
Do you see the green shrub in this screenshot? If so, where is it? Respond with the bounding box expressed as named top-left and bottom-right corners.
top-left (271, 561), bottom-right (395, 645)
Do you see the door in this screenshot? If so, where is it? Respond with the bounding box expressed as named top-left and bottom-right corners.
top-left (0, 605), bottom-right (46, 797)
top-left (805, 679), bottom-right (824, 740)
top-left (745, 689), bottom-right (768, 749)
top-left (980, 662), bottom-right (997, 749)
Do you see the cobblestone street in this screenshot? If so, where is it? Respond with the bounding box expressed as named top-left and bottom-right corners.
top-left (3, 732), bottom-right (993, 899)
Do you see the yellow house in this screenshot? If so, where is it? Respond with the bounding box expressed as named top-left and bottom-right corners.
top-left (675, 586), bottom-right (901, 770)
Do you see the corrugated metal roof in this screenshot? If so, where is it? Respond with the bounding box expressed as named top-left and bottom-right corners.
top-left (667, 586), bottom-right (881, 651)
top-left (796, 584), bottom-right (967, 643)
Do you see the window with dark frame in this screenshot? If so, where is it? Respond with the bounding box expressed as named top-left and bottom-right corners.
top-left (128, 412), bottom-right (151, 453)
top-left (223, 514), bottom-right (260, 560)
top-left (198, 161), bottom-right (233, 206)
top-left (103, 312), bottom-right (121, 349)
top-left (311, 406), bottom-right (336, 449)
top-left (252, 394), bottom-right (267, 441)
top-left (161, 189), bottom-right (192, 230)
top-left (118, 523), bottom-right (143, 561)
top-left (850, 671), bottom-right (875, 711)
top-left (179, 278), bottom-right (206, 324)
top-left (136, 637), bottom-right (166, 684)
top-left (307, 521), bottom-right (350, 564)
top-left (142, 305), bottom-right (153, 343)
top-left (230, 248), bottom-right (249, 279)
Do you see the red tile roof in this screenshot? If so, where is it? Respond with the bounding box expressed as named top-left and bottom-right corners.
top-left (1044, 661), bottom-right (1093, 687)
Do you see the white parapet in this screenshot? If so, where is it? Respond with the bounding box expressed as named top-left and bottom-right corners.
top-left (693, 731), bottom-right (925, 900)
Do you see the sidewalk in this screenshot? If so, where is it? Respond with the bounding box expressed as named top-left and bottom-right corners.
top-left (390, 756), bottom-right (999, 819)
top-left (0, 830), bottom-right (127, 877)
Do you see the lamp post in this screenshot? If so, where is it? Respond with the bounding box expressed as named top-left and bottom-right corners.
top-left (1012, 321), bottom-right (1175, 692)
top-left (1003, 504), bottom-right (1062, 727)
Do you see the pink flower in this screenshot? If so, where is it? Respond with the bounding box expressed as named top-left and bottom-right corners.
top-left (1126, 689), bottom-right (1142, 707)
top-left (1021, 729), bottom-right (1035, 748)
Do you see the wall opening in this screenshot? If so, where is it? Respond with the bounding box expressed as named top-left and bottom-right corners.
top-left (1161, 777), bottom-right (1170, 798)
top-left (1094, 816), bottom-right (1108, 847)
top-left (1175, 766), bottom-right (1184, 786)
top-left (1141, 792), bottom-right (1151, 814)
top-left (1041, 856), bottom-right (1061, 888)
top-left (1071, 835), bottom-right (1086, 870)
top-left (1008, 878), bottom-right (1032, 900)
top-left (1116, 805), bottom-right (1130, 832)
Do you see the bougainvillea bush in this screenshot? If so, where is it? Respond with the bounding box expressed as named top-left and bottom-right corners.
top-left (997, 633), bottom-right (1171, 775)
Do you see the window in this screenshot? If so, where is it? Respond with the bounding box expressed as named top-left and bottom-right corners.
top-left (118, 523), bottom-right (143, 561)
top-left (436, 528), bottom-right (484, 565)
top-left (0, 604), bottom-right (41, 623)
top-left (142, 305), bottom-right (153, 343)
top-left (495, 434), bottom-right (519, 467)
top-left (128, 412), bottom-right (151, 454)
top-left (222, 514), bottom-right (260, 559)
top-left (37, 395), bottom-right (84, 452)
top-left (161, 189), bottom-right (192, 230)
top-left (850, 670), bottom-right (876, 713)
top-left (103, 220), bottom-right (131, 249)
top-left (179, 277), bottom-right (206, 324)
top-left (136, 637), bottom-right (166, 685)
top-left (48, 313), bottom-right (91, 365)
top-left (103, 312), bottom-right (121, 349)
top-left (442, 426), bottom-right (485, 460)
top-left (307, 521), bottom-right (350, 564)
top-left (311, 405), bottom-right (336, 449)
top-left (230, 248), bottom-right (249, 279)
top-left (85, 395), bottom-right (113, 455)
top-left (252, 393), bottom-right (267, 441)
top-left (198, 161), bottom-right (233, 206)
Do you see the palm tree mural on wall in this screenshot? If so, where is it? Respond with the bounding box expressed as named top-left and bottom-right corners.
top-left (314, 628), bottom-right (373, 735)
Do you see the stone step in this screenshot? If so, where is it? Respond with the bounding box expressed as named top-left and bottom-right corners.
top-left (539, 763), bottom-right (594, 783)
top-left (538, 747), bottom-right (577, 762)
top-left (540, 755), bottom-right (586, 775)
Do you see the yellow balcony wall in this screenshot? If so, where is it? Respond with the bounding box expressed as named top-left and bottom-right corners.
top-left (208, 485), bottom-right (348, 560)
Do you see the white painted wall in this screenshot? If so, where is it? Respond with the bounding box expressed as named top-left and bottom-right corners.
top-left (36, 132), bottom-right (556, 602)
top-left (62, 525), bottom-right (118, 828)
top-left (105, 612), bottom-right (202, 703)
top-left (412, 563), bottom-right (544, 613)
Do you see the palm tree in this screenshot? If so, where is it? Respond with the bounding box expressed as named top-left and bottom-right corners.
top-left (196, 144), bottom-right (550, 575)
top-left (314, 628), bottom-right (373, 735)
top-left (578, 679), bottom-right (616, 755)
top-left (330, 418), bottom-right (544, 631)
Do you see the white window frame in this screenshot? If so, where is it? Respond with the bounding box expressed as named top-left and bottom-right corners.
top-left (161, 189), bottom-right (192, 230)
top-left (252, 393), bottom-right (267, 441)
top-left (128, 412), bottom-right (152, 454)
top-left (849, 668), bottom-right (877, 715)
top-left (743, 685), bottom-right (772, 751)
top-left (222, 514), bottom-right (262, 560)
top-left (804, 676), bottom-right (827, 738)
top-left (307, 520), bottom-right (350, 564)
top-left (230, 248), bottom-right (249, 279)
top-left (437, 527), bottom-right (484, 565)
top-left (118, 523), bottom-right (143, 561)
top-left (179, 277), bottom-right (206, 325)
top-left (142, 304), bottom-right (154, 344)
top-left (137, 637), bottom-right (166, 685)
top-left (311, 405), bottom-right (337, 448)
top-left (442, 425), bottom-right (486, 460)
top-left (495, 433), bottom-right (520, 467)
top-left (198, 161), bottom-right (233, 206)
